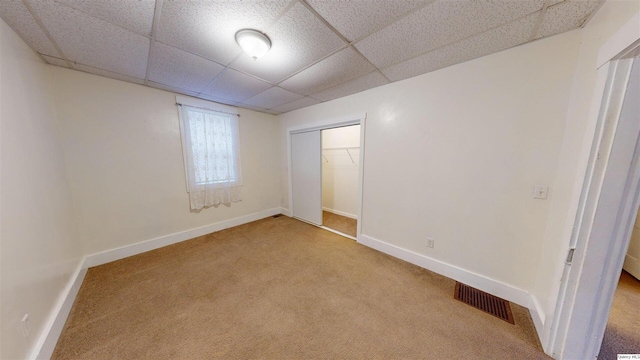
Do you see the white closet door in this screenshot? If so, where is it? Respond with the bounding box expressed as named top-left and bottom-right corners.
top-left (291, 130), bottom-right (322, 225)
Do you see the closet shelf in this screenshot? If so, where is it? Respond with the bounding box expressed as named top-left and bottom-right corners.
top-left (322, 146), bottom-right (359, 164)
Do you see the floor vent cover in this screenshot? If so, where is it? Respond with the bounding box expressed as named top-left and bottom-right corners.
top-left (454, 282), bottom-right (515, 324)
top-left (272, 214), bottom-right (282, 218)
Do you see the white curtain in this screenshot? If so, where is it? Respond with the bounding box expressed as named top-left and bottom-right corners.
top-left (179, 105), bottom-right (242, 210)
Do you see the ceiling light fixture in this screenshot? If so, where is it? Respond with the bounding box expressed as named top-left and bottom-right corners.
top-left (235, 29), bottom-right (271, 60)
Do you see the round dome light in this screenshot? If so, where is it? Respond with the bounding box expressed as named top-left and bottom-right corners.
top-left (235, 29), bottom-right (271, 60)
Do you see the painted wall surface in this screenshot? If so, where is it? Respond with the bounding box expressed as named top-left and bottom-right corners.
top-left (532, 0), bottom-right (640, 333)
top-left (0, 20), bottom-right (82, 359)
top-left (48, 67), bottom-right (282, 255)
top-left (322, 125), bottom-right (360, 218)
top-left (279, 30), bottom-right (581, 293)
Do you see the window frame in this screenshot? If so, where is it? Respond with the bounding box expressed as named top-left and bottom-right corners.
top-left (176, 96), bottom-right (241, 192)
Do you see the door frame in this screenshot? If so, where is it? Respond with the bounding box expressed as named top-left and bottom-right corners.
top-left (287, 113), bottom-right (367, 239)
top-left (546, 12), bottom-right (640, 359)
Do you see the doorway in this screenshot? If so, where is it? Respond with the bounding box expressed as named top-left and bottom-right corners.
top-left (548, 48), bottom-right (640, 358)
top-left (598, 204), bottom-right (640, 358)
top-left (288, 114), bottom-right (366, 240)
top-left (321, 125), bottom-right (361, 238)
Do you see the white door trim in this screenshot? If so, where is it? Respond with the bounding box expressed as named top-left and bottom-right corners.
top-left (548, 11), bottom-right (640, 359)
top-left (286, 113), bottom-right (367, 239)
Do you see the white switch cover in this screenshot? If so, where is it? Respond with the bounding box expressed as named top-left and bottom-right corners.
top-left (534, 185), bottom-right (549, 199)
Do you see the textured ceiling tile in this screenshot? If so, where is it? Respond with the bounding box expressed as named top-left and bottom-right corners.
top-left (148, 42), bottom-right (225, 93)
top-left (156, 0), bottom-right (290, 65)
top-left (312, 71), bottom-right (389, 102)
top-left (536, 0), bottom-right (602, 39)
top-left (74, 63), bottom-right (145, 84)
top-left (355, 0), bottom-right (544, 68)
top-left (147, 81), bottom-right (200, 97)
top-left (28, 1), bottom-right (149, 78)
top-left (279, 48), bottom-right (375, 95)
top-left (382, 12), bottom-right (538, 82)
top-left (55, 0), bottom-right (155, 36)
top-left (238, 103), bottom-right (268, 113)
top-left (270, 96), bottom-right (321, 113)
top-left (231, 2), bottom-right (346, 84)
top-left (242, 87), bottom-right (303, 109)
top-left (306, 0), bottom-right (428, 42)
top-left (0, 0), bottom-right (60, 56)
top-left (42, 55), bottom-right (69, 67)
top-left (198, 93), bottom-right (240, 107)
top-left (202, 68), bottom-right (272, 103)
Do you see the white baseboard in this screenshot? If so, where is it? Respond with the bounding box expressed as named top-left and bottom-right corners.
top-left (30, 259), bottom-right (87, 360)
top-left (280, 207), bottom-right (292, 217)
top-left (623, 253), bottom-right (640, 280)
top-left (322, 207), bottom-right (357, 219)
top-left (85, 207), bottom-right (283, 267)
top-left (357, 233), bottom-right (531, 308)
top-left (30, 207), bottom-right (286, 359)
top-left (529, 295), bottom-right (546, 342)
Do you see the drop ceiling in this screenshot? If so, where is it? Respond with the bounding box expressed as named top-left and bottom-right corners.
top-left (0, 0), bottom-right (603, 115)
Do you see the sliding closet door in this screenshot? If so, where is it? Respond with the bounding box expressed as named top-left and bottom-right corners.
top-left (291, 130), bottom-right (322, 225)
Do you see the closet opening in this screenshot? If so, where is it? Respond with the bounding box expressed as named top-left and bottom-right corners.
top-left (287, 113), bottom-right (366, 241)
top-left (320, 125), bottom-right (360, 239)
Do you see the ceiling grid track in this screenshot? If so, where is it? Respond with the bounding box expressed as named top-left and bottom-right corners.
top-left (21, 0), bottom-right (74, 68)
top-left (380, 7), bottom-right (549, 74)
top-left (297, 0), bottom-right (391, 82)
top-left (144, 0), bottom-right (163, 86)
top-left (529, 0), bottom-right (551, 42)
top-left (196, 0), bottom-right (299, 102)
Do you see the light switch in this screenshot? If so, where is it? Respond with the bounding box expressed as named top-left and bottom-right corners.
top-left (534, 185), bottom-right (549, 199)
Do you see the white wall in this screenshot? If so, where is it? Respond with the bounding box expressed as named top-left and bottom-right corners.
top-left (279, 30), bottom-right (581, 294)
top-left (532, 0), bottom-right (640, 337)
top-left (322, 125), bottom-right (360, 218)
top-left (48, 67), bottom-right (282, 256)
top-left (0, 20), bottom-right (82, 359)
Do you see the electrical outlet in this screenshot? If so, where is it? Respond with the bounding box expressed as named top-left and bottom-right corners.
top-left (426, 237), bottom-right (434, 248)
top-left (21, 314), bottom-right (30, 338)
top-left (534, 185), bottom-right (549, 199)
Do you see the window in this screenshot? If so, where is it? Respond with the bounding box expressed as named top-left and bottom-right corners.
top-left (178, 102), bottom-right (242, 210)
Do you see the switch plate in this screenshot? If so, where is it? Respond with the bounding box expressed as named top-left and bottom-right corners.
top-left (534, 185), bottom-right (549, 199)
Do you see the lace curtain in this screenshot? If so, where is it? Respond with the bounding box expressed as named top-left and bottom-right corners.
top-left (179, 105), bottom-right (242, 210)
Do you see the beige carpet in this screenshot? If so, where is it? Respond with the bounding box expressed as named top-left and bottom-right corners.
top-left (323, 211), bottom-right (356, 237)
top-left (598, 270), bottom-right (640, 359)
top-left (53, 216), bottom-right (548, 359)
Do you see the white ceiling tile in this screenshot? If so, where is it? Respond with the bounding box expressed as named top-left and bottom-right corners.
top-left (382, 12), bottom-right (538, 82)
top-left (279, 47), bottom-right (375, 95)
top-left (148, 42), bottom-right (225, 93)
top-left (0, 0), bottom-right (61, 57)
top-left (355, 0), bottom-right (544, 68)
top-left (306, 0), bottom-right (428, 42)
top-left (202, 68), bottom-right (272, 103)
top-left (231, 2), bottom-right (346, 84)
top-left (238, 104), bottom-right (269, 113)
top-left (242, 87), bottom-right (303, 109)
top-left (74, 63), bottom-right (145, 85)
top-left (536, 0), bottom-right (603, 39)
top-left (156, 0), bottom-right (290, 66)
top-left (147, 81), bottom-right (200, 97)
top-left (197, 93), bottom-right (240, 107)
top-left (28, 1), bottom-right (149, 78)
top-left (270, 96), bottom-right (321, 113)
top-left (55, 0), bottom-right (155, 36)
top-left (42, 55), bottom-right (69, 67)
top-left (312, 71), bottom-right (389, 102)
